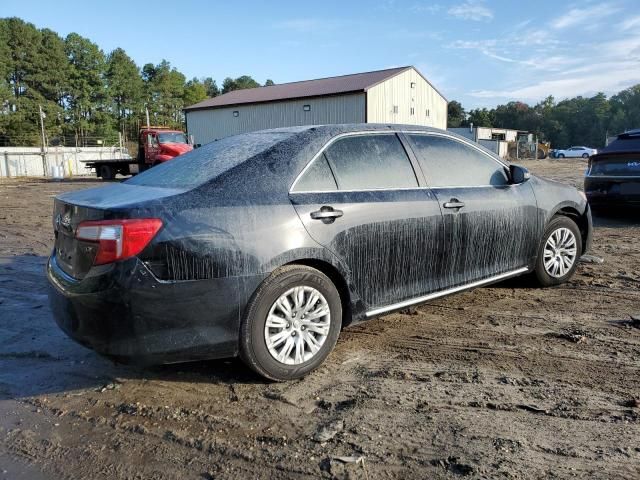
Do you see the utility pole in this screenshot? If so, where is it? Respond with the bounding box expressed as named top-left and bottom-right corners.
top-left (145, 107), bottom-right (150, 128)
top-left (39, 105), bottom-right (48, 175)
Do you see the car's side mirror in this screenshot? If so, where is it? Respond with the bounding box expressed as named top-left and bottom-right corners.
top-left (509, 164), bottom-right (530, 184)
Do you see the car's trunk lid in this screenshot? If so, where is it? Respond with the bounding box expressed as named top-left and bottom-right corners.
top-left (53, 183), bottom-right (185, 279)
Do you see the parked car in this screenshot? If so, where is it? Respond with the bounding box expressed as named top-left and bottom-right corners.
top-left (585, 129), bottom-right (640, 208)
top-left (555, 146), bottom-right (598, 158)
top-left (47, 124), bottom-right (592, 381)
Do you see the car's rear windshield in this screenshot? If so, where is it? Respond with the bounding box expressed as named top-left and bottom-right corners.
top-left (126, 131), bottom-right (294, 189)
top-left (590, 157), bottom-right (640, 176)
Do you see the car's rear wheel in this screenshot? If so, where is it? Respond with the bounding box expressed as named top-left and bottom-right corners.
top-left (582, 153), bottom-right (589, 158)
top-left (533, 216), bottom-right (582, 287)
top-left (558, 153), bottom-right (565, 158)
top-left (240, 265), bottom-right (342, 381)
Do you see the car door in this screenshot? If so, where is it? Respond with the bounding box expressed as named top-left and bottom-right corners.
top-left (289, 132), bottom-right (446, 311)
top-left (405, 132), bottom-right (539, 289)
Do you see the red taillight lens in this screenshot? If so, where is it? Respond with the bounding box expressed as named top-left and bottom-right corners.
top-left (76, 219), bottom-right (163, 265)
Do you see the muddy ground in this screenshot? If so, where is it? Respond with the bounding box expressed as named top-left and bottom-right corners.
top-left (0, 159), bottom-right (639, 479)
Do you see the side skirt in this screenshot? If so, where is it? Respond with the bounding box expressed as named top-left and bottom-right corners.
top-left (365, 267), bottom-right (529, 318)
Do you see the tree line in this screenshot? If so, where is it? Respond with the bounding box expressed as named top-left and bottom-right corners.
top-left (0, 17), bottom-right (273, 147)
top-left (447, 87), bottom-right (640, 149)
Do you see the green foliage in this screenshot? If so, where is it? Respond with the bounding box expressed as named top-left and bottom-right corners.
top-left (465, 108), bottom-right (494, 128)
top-left (183, 78), bottom-right (208, 107)
top-left (447, 100), bottom-right (465, 127)
top-left (264, 79), bottom-right (275, 87)
top-left (454, 90), bottom-right (640, 148)
top-left (221, 75), bottom-right (261, 94)
top-left (0, 17), bottom-right (274, 146)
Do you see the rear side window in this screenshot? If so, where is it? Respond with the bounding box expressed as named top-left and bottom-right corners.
top-left (590, 157), bottom-right (640, 176)
top-left (323, 134), bottom-right (418, 190)
top-left (292, 154), bottom-right (337, 192)
top-left (409, 134), bottom-right (509, 187)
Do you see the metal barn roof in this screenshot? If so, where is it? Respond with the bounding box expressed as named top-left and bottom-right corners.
top-left (185, 66), bottom-right (444, 111)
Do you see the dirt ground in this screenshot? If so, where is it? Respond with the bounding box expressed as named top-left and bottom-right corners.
top-left (1, 159), bottom-right (639, 479)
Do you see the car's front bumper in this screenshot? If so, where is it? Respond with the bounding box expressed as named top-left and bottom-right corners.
top-left (47, 253), bottom-right (264, 364)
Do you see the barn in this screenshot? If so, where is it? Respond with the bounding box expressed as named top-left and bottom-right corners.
top-left (184, 66), bottom-right (447, 145)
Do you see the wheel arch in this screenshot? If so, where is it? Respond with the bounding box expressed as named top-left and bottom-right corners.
top-left (550, 205), bottom-right (590, 253)
top-left (282, 258), bottom-right (355, 328)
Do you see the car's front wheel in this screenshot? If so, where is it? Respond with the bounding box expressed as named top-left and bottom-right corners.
top-left (534, 216), bottom-right (582, 287)
top-left (582, 153), bottom-right (589, 158)
top-left (240, 265), bottom-right (342, 381)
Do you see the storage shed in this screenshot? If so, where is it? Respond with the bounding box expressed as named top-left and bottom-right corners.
top-left (184, 66), bottom-right (447, 145)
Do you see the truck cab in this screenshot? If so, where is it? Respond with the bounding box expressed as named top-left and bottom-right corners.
top-left (139, 128), bottom-right (193, 167)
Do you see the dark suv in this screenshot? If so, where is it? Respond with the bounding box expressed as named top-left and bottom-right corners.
top-left (585, 129), bottom-right (640, 208)
top-left (47, 124), bottom-right (592, 380)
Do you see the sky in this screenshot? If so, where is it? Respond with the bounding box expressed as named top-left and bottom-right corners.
top-left (3, 0), bottom-right (640, 109)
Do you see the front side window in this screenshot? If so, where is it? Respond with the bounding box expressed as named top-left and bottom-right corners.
top-left (323, 134), bottom-right (418, 190)
top-left (408, 134), bottom-right (509, 187)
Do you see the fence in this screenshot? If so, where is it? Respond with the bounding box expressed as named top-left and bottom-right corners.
top-left (0, 146), bottom-right (131, 178)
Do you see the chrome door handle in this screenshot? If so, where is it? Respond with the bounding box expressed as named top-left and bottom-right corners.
top-left (443, 200), bottom-right (465, 209)
top-left (310, 207), bottom-right (343, 222)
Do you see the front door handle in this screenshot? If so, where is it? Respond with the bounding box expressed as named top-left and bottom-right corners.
top-left (310, 206), bottom-right (343, 223)
top-left (443, 199), bottom-right (465, 209)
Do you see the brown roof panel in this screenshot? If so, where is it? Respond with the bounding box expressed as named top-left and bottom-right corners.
top-left (185, 66), bottom-right (414, 111)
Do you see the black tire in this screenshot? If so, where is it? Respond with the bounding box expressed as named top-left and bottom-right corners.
top-left (99, 164), bottom-right (114, 180)
top-left (582, 153), bottom-right (589, 158)
top-left (558, 153), bottom-right (565, 158)
top-left (533, 216), bottom-right (582, 287)
top-left (240, 265), bottom-right (342, 381)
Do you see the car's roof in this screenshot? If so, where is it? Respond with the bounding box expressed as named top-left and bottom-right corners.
top-left (595, 130), bottom-right (640, 156)
top-left (255, 123), bottom-right (445, 136)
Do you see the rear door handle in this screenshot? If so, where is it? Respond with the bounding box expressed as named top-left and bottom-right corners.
top-left (443, 199), bottom-right (465, 209)
top-left (310, 206), bottom-right (343, 223)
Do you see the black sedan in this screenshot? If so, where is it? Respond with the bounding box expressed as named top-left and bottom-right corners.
top-left (585, 129), bottom-right (640, 208)
top-left (47, 124), bottom-right (592, 381)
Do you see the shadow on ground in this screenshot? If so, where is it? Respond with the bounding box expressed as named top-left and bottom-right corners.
top-left (0, 255), bottom-right (265, 402)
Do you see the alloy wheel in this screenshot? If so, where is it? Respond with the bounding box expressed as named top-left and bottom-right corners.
top-left (264, 286), bottom-right (331, 365)
top-left (543, 227), bottom-right (577, 278)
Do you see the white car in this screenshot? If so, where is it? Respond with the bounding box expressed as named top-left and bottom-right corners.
top-left (555, 146), bottom-right (597, 158)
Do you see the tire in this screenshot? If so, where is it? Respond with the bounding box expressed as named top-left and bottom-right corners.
top-left (582, 153), bottom-right (589, 158)
top-left (533, 216), bottom-right (582, 287)
top-left (558, 153), bottom-right (565, 158)
top-left (99, 164), bottom-right (114, 180)
top-left (240, 265), bottom-right (342, 381)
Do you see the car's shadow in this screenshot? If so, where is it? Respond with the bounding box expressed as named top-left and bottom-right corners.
top-left (0, 255), bottom-right (267, 401)
top-left (592, 208), bottom-right (640, 228)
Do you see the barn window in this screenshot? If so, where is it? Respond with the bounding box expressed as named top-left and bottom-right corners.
top-left (233, 111), bottom-right (239, 117)
top-left (426, 109), bottom-right (430, 117)
top-left (393, 105), bottom-right (398, 114)
top-left (411, 82), bottom-right (416, 89)
top-left (410, 107), bottom-right (415, 115)
top-left (303, 104), bottom-right (311, 111)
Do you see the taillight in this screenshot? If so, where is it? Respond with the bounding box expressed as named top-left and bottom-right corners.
top-left (76, 219), bottom-right (163, 265)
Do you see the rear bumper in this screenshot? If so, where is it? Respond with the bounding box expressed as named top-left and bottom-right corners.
top-left (47, 253), bottom-right (263, 364)
top-left (585, 177), bottom-right (640, 207)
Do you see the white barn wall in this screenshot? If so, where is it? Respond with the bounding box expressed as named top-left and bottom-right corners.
top-left (0, 147), bottom-right (130, 178)
top-left (187, 94), bottom-right (366, 145)
top-left (366, 68), bottom-right (447, 129)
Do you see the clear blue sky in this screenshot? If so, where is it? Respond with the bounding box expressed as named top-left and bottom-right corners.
top-left (4, 0), bottom-right (639, 108)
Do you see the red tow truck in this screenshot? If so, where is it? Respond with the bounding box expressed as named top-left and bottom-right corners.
top-left (84, 127), bottom-right (194, 180)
